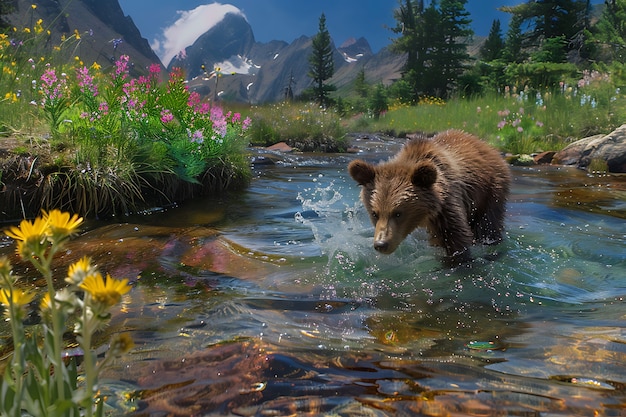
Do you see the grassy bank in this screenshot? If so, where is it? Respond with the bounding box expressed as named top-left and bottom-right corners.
top-left (0, 19), bottom-right (252, 220)
top-left (348, 81), bottom-right (625, 155)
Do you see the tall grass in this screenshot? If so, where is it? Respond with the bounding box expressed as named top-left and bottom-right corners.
top-left (247, 102), bottom-right (347, 152)
top-left (1, 15), bottom-right (252, 219)
top-left (351, 76), bottom-right (626, 154)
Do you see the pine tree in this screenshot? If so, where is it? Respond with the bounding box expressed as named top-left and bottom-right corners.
top-left (590, 0), bottom-right (626, 63)
top-left (307, 13), bottom-right (335, 107)
top-left (480, 19), bottom-right (505, 61)
top-left (354, 66), bottom-right (369, 98)
top-left (502, 13), bottom-right (524, 63)
top-left (434, 0), bottom-right (473, 96)
top-left (390, 0), bottom-right (473, 99)
top-left (500, 0), bottom-right (589, 63)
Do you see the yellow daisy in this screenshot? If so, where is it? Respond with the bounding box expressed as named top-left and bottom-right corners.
top-left (43, 210), bottom-right (83, 241)
top-left (80, 273), bottom-right (131, 309)
top-left (40, 292), bottom-right (51, 312)
top-left (5, 216), bottom-right (49, 258)
top-left (66, 256), bottom-right (96, 285)
top-left (0, 288), bottom-right (35, 319)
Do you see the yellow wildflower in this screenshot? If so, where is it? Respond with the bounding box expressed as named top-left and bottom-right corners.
top-left (66, 256), bottom-right (96, 285)
top-left (43, 209), bottom-right (83, 241)
top-left (109, 332), bottom-right (135, 356)
top-left (23, 28), bottom-right (30, 34)
top-left (40, 292), bottom-right (52, 315)
top-left (5, 216), bottom-right (49, 259)
top-left (0, 255), bottom-right (11, 276)
top-left (0, 288), bottom-right (35, 319)
top-left (31, 4), bottom-right (37, 9)
top-left (80, 273), bottom-right (131, 309)
top-left (91, 61), bottom-right (101, 71)
top-left (4, 92), bottom-right (17, 102)
top-left (74, 29), bottom-right (80, 40)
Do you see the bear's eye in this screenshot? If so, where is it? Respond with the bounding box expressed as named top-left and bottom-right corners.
top-left (394, 211), bottom-right (402, 218)
top-left (371, 211), bottom-right (379, 220)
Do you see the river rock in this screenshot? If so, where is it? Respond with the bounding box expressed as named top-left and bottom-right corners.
top-left (553, 125), bottom-right (626, 172)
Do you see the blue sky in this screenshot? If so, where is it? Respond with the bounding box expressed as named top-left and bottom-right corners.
top-left (118, 1), bottom-right (599, 65)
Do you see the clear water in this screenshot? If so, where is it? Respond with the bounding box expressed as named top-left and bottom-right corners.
top-left (1, 142), bottom-right (625, 416)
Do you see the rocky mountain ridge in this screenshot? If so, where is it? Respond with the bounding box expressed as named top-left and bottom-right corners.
top-left (169, 12), bottom-right (405, 103)
top-left (7, 0), bottom-right (404, 103)
top-left (7, 0), bottom-right (160, 74)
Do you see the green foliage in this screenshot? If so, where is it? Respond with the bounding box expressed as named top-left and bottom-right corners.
top-left (354, 67), bottom-right (369, 98)
top-left (500, 0), bottom-right (591, 62)
top-left (368, 83), bottom-right (389, 119)
top-left (391, 0), bottom-right (473, 99)
top-left (0, 211), bottom-right (133, 417)
top-left (307, 13), bottom-right (335, 107)
top-left (248, 102), bottom-right (346, 151)
top-left (480, 19), bottom-right (504, 62)
top-left (353, 69), bottom-right (626, 154)
top-left (588, 0), bottom-right (626, 63)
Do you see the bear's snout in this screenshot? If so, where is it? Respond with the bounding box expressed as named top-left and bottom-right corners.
top-left (374, 239), bottom-right (390, 253)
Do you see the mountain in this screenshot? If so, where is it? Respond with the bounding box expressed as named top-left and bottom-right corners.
top-left (178, 13), bottom-right (405, 103)
top-left (7, 0), bottom-right (403, 103)
top-left (7, 0), bottom-right (160, 74)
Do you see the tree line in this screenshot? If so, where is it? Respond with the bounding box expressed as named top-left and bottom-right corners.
top-left (307, 0), bottom-right (626, 108)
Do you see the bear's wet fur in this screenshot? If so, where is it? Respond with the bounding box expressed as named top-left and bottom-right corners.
top-left (348, 129), bottom-right (511, 262)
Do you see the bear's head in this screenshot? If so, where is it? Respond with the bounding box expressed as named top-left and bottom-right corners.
top-left (348, 159), bottom-right (440, 254)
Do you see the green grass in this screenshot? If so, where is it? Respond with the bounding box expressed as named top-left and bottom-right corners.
top-left (347, 88), bottom-right (626, 154)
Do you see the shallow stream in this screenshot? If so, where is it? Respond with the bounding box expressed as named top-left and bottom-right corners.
top-left (2, 135), bottom-right (626, 416)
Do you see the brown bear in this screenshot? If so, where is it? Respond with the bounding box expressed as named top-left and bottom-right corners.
top-left (348, 129), bottom-right (510, 261)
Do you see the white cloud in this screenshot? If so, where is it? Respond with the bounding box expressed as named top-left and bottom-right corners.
top-left (154, 3), bottom-right (246, 67)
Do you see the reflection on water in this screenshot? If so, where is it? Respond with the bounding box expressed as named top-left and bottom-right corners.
top-left (1, 142), bottom-right (625, 416)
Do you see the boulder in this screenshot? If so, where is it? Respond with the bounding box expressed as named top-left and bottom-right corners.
top-left (533, 151), bottom-right (556, 165)
top-left (553, 125), bottom-right (626, 173)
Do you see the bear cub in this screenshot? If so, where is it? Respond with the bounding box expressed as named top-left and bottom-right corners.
top-left (348, 129), bottom-right (511, 261)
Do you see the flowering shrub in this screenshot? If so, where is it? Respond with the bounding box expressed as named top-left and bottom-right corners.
top-left (60, 55), bottom-right (251, 183)
top-left (496, 106), bottom-right (545, 154)
top-left (0, 210), bottom-right (133, 417)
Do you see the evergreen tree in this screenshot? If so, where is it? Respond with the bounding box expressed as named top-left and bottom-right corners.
top-left (502, 13), bottom-right (525, 63)
top-left (433, 0), bottom-right (473, 96)
top-left (354, 66), bottom-right (369, 98)
top-left (307, 13), bottom-right (335, 107)
top-left (390, 0), bottom-right (473, 99)
top-left (390, 0), bottom-right (426, 101)
top-left (590, 0), bottom-right (626, 62)
top-left (480, 19), bottom-right (505, 61)
top-left (500, 0), bottom-right (589, 62)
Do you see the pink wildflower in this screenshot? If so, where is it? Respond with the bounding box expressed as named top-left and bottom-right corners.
top-left (113, 55), bottom-right (130, 80)
top-left (160, 109), bottom-right (174, 124)
top-left (76, 66), bottom-right (98, 97)
top-left (149, 63), bottom-right (161, 76)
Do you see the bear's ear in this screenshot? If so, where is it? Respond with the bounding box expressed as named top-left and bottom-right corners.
top-left (348, 160), bottom-right (376, 186)
top-left (411, 161), bottom-right (437, 188)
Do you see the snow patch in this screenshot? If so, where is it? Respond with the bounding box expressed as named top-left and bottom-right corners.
top-left (214, 55), bottom-right (259, 75)
top-left (153, 3), bottom-right (247, 67)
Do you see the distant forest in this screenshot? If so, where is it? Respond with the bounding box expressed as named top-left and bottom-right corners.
top-left (386, 0), bottom-right (626, 101)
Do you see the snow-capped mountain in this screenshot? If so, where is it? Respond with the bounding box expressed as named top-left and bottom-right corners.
top-left (163, 6), bottom-right (403, 103)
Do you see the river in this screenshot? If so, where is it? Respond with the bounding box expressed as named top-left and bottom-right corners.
top-left (1, 135), bottom-right (625, 416)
